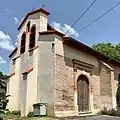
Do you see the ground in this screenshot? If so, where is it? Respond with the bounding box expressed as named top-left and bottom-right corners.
top-left (3, 115), bottom-right (120, 120)
top-left (65, 115), bottom-right (120, 120)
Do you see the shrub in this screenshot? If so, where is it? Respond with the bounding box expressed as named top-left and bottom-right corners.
top-left (99, 107), bottom-right (120, 116)
top-left (11, 110), bottom-right (21, 116)
top-left (100, 107), bottom-right (108, 115)
top-left (27, 112), bottom-right (34, 118)
top-left (108, 108), bottom-right (117, 116)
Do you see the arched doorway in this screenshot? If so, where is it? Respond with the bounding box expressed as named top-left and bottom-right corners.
top-left (77, 75), bottom-right (89, 112)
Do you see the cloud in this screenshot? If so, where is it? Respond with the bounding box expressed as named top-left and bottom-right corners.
top-left (13, 17), bottom-right (19, 25)
top-left (5, 8), bottom-right (12, 15)
top-left (15, 41), bottom-right (18, 46)
top-left (52, 22), bottom-right (79, 38)
top-left (15, 35), bottom-right (19, 47)
top-left (0, 31), bottom-right (15, 51)
top-left (5, 9), bottom-right (19, 25)
top-left (0, 56), bottom-right (6, 64)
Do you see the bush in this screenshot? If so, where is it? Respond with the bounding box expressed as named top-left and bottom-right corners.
top-left (108, 108), bottom-right (117, 116)
top-left (27, 112), bottom-right (34, 118)
top-left (11, 110), bottom-right (21, 116)
top-left (100, 107), bottom-right (108, 115)
top-left (99, 107), bottom-right (120, 116)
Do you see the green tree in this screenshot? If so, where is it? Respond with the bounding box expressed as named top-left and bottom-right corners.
top-left (92, 43), bottom-right (120, 61)
top-left (0, 93), bottom-right (10, 119)
top-left (0, 72), bottom-right (7, 80)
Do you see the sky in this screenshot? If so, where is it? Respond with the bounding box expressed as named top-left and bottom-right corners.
top-left (1, 0), bottom-right (120, 74)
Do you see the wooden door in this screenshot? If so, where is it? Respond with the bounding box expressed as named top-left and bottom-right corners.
top-left (77, 75), bottom-right (89, 112)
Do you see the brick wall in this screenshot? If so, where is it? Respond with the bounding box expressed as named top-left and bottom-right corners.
top-left (100, 62), bottom-right (113, 108)
top-left (54, 54), bottom-right (74, 111)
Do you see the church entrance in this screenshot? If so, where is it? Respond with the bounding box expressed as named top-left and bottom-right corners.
top-left (77, 75), bottom-right (89, 112)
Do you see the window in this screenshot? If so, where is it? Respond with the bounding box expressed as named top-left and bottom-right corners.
top-left (26, 21), bottom-right (30, 32)
top-left (12, 59), bottom-right (16, 72)
top-left (23, 73), bottom-right (27, 80)
top-left (20, 33), bottom-right (26, 54)
top-left (29, 25), bottom-right (36, 49)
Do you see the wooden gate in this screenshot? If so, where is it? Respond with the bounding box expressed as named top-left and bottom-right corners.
top-left (77, 75), bottom-right (89, 112)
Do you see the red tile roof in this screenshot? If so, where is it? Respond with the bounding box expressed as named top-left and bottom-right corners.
top-left (22, 68), bottom-right (33, 74)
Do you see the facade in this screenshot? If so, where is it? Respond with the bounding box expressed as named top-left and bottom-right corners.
top-left (7, 8), bottom-right (120, 117)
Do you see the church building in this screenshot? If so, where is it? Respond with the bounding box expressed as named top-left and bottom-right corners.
top-left (7, 8), bottom-right (120, 117)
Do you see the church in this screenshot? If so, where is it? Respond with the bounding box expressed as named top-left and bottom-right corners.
top-left (7, 8), bottom-right (120, 117)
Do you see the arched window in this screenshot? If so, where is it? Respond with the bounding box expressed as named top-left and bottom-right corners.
top-left (20, 33), bottom-right (26, 54)
top-left (26, 21), bottom-right (30, 32)
top-left (29, 25), bottom-right (36, 49)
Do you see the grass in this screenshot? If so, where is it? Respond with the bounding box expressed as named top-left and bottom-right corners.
top-left (3, 113), bottom-right (65, 120)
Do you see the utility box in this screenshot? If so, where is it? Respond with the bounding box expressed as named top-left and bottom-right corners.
top-left (33, 103), bottom-right (47, 116)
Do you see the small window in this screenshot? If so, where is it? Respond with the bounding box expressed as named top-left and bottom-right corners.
top-left (29, 25), bottom-right (36, 49)
top-left (20, 33), bottom-right (26, 54)
top-left (13, 59), bottom-right (16, 65)
top-left (26, 21), bottom-right (30, 32)
top-left (12, 59), bottom-right (16, 72)
top-left (23, 74), bottom-right (27, 80)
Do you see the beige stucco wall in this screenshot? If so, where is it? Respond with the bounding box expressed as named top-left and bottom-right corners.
top-left (18, 12), bottom-right (48, 56)
top-left (7, 57), bottom-right (21, 111)
top-left (25, 47), bottom-right (39, 116)
top-left (37, 34), bottom-right (57, 116)
top-left (8, 11), bottom-right (48, 116)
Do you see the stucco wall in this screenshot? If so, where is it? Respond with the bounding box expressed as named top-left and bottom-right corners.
top-left (55, 41), bottom-right (99, 67)
top-left (37, 34), bottom-right (55, 116)
top-left (18, 12), bottom-right (48, 56)
top-left (7, 57), bottom-right (21, 111)
top-left (25, 47), bottom-right (39, 116)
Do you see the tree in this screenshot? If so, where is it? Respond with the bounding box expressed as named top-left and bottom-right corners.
top-left (92, 43), bottom-right (120, 61)
top-left (0, 93), bottom-right (10, 120)
top-left (0, 72), bottom-right (7, 80)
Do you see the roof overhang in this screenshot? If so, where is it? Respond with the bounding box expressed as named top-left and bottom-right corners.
top-left (9, 48), bottom-right (18, 58)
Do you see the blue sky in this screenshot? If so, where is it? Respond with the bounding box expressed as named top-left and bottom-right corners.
top-left (0, 0), bottom-right (120, 74)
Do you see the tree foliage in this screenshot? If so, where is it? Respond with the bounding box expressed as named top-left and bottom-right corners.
top-left (92, 43), bottom-right (120, 61)
top-left (0, 72), bottom-right (7, 80)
